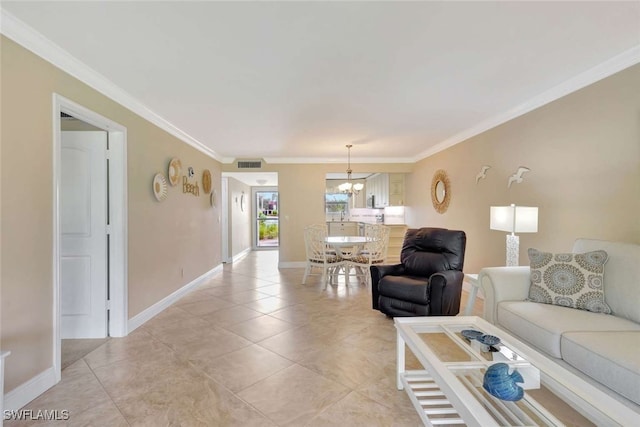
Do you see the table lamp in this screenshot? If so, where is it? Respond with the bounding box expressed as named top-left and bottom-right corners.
top-left (490, 204), bottom-right (538, 266)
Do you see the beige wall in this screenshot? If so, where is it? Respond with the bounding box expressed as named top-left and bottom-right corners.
top-left (226, 178), bottom-right (252, 257)
top-left (405, 64), bottom-right (640, 273)
top-left (1, 36), bottom-right (222, 393)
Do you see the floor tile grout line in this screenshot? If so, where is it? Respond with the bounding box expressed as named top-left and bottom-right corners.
top-left (54, 251), bottom-right (483, 425)
top-left (183, 354), bottom-right (289, 425)
top-left (80, 354), bottom-right (133, 426)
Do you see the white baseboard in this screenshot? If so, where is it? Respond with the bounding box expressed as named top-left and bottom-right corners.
top-left (4, 367), bottom-right (57, 411)
top-left (230, 248), bottom-right (251, 264)
top-left (127, 264), bottom-right (223, 333)
top-left (278, 261), bottom-right (306, 269)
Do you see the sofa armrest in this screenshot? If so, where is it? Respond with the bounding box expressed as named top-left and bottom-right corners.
top-left (479, 266), bottom-right (531, 324)
top-left (429, 270), bottom-right (464, 316)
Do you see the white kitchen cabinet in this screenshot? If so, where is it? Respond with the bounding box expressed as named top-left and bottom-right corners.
top-left (366, 173), bottom-right (404, 207)
top-left (327, 221), bottom-right (359, 237)
top-left (389, 173), bottom-right (405, 206)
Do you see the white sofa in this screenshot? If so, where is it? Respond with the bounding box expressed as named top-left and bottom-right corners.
top-left (479, 238), bottom-right (640, 411)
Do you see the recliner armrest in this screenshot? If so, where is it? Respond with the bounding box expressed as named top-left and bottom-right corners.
top-left (429, 270), bottom-right (464, 315)
top-left (370, 264), bottom-right (405, 309)
top-left (479, 266), bottom-right (531, 324)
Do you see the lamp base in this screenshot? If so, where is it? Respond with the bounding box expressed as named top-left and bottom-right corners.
top-left (506, 234), bottom-right (519, 267)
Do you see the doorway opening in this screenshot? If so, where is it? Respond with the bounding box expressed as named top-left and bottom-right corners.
top-left (53, 94), bottom-right (128, 382)
top-left (254, 188), bottom-right (279, 248)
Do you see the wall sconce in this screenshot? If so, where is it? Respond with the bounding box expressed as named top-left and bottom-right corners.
top-left (490, 204), bottom-right (538, 266)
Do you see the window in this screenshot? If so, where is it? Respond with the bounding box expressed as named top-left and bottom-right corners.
top-left (325, 193), bottom-right (350, 216)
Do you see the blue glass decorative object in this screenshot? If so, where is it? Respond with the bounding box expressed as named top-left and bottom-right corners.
top-left (478, 334), bottom-right (501, 346)
top-left (461, 329), bottom-right (483, 340)
top-left (483, 363), bottom-right (524, 401)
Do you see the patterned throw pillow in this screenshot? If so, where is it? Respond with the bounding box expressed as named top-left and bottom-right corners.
top-left (527, 248), bottom-right (611, 314)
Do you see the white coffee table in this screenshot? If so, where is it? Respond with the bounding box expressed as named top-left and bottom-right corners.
top-left (395, 316), bottom-right (637, 427)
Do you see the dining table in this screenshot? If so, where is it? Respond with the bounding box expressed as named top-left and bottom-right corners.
top-left (324, 236), bottom-right (374, 285)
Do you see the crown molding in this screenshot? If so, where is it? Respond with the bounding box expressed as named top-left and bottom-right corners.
top-left (261, 156), bottom-right (416, 164)
top-left (414, 44), bottom-right (640, 162)
top-left (0, 8), bottom-right (228, 163)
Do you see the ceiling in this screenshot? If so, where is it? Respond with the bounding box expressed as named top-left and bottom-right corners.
top-left (2, 1), bottom-right (639, 164)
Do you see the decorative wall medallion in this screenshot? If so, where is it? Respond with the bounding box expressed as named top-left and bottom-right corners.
top-left (202, 169), bottom-right (212, 194)
top-left (152, 173), bottom-right (168, 202)
top-left (240, 192), bottom-right (246, 212)
top-left (168, 158), bottom-right (182, 186)
top-left (431, 169), bottom-right (451, 214)
top-left (507, 166), bottom-right (530, 188)
top-left (210, 189), bottom-right (217, 207)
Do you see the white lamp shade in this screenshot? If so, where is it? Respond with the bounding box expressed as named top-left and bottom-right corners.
top-left (353, 182), bottom-right (364, 191)
top-left (338, 182), bottom-right (352, 192)
top-left (490, 205), bottom-right (538, 233)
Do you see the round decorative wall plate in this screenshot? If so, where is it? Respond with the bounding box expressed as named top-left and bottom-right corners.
top-left (210, 190), bottom-right (216, 207)
top-left (153, 173), bottom-right (168, 202)
top-left (202, 169), bottom-right (212, 194)
top-left (168, 157), bottom-right (182, 186)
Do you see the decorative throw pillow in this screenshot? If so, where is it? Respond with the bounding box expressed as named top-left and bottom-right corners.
top-left (527, 248), bottom-right (611, 314)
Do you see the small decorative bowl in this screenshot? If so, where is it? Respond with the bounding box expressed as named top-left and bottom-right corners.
top-left (478, 334), bottom-right (501, 346)
top-left (461, 329), bottom-right (483, 340)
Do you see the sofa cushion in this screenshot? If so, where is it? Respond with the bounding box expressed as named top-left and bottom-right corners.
top-left (497, 301), bottom-right (640, 358)
top-left (527, 248), bottom-right (611, 314)
top-left (561, 331), bottom-right (640, 405)
top-left (573, 239), bottom-right (640, 324)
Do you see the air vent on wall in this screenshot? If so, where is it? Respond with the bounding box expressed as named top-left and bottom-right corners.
top-left (60, 112), bottom-right (75, 119)
top-left (237, 160), bottom-right (263, 169)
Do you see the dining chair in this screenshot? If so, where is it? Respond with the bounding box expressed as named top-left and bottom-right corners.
top-left (302, 225), bottom-right (344, 287)
top-left (345, 224), bottom-right (390, 286)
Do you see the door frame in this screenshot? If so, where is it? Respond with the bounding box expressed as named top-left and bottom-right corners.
top-left (52, 94), bottom-right (128, 381)
top-left (252, 186), bottom-right (279, 250)
top-left (221, 177), bottom-right (230, 263)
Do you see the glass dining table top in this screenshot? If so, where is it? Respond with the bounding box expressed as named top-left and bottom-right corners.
top-left (324, 236), bottom-right (371, 245)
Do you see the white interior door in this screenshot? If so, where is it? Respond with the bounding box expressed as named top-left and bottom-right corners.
top-left (61, 131), bottom-right (108, 338)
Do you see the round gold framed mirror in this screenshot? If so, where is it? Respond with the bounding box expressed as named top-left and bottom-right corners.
top-left (431, 169), bottom-right (451, 214)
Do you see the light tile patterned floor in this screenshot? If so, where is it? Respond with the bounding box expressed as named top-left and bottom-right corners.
top-left (8, 251), bottom-right (484, 426)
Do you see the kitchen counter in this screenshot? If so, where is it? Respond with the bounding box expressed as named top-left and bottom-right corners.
top-left (326, 221), bottom-right (364, 236)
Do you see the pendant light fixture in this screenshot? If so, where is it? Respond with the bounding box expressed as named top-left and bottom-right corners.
top-left (338, 144), bottom-right (364, 197)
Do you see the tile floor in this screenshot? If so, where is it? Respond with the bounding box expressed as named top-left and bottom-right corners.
top-left (8, 251), bottom-right (484, 426)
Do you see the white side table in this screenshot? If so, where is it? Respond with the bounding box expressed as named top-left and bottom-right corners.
top-left (463, 274), bottom-right (479, 316)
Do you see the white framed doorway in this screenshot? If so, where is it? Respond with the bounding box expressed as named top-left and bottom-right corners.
top-left (52, 94), bottom-right (128, 382)
top-left (252, 186), bottom-right (279, 249)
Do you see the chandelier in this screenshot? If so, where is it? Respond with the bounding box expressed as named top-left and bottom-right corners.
top-left (338, 144), bottom-right (364, 197)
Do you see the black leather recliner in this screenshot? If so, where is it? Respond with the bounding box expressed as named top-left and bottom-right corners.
top-left (370, 227), bottom-right (466, 317)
